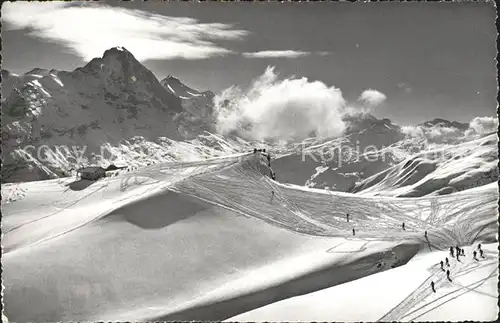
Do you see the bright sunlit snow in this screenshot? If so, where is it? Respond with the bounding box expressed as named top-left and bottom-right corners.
top-left (2, 153), bottom-right (497, 322)
top-left (1, 11), bottom-right (497, 321)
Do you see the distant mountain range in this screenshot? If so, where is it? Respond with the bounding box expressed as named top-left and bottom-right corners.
top-left (1, 47), bottom-right (497, 197)
top-left (268, 112), bottom-right (498, 196)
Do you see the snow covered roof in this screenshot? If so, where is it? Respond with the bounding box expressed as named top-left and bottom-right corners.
top-left (76, 166), bottom-right (104, 173)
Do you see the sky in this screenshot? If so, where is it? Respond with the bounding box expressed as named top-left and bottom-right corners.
top-left (1, 1), bottom-right (497, 125)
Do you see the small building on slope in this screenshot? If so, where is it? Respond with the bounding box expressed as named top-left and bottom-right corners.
top-left (76, 166), bottom-right (106, 181)
top-left (76, 164), bottom-right (128, 180)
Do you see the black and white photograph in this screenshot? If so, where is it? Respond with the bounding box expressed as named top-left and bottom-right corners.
top-left (1, 1), bottom-right (498, 322)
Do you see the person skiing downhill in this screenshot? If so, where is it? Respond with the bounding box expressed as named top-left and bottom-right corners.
top-left (431, 281), bottom-right (436, 293)
top-left (352, 228), bottom-right (356, 236)
top-left (445, 257), bottom-right (449, 267)
top-left (402, 222), bottom-right (406, 231)
top-left (440, 260), bottom-right (444, 271)
top-left (450, 247), bottom-right (454, 257)
top-left (424, 230), bottom-right (428, 238)
top-left (478, 243), bottom-right (482, 251)
top-left (479, 249), bottom-right (485, 258)
top-left (346, 213), bottom-right (350, 222)
top-left (455, 246), bottom-right (460, 256)
top-left (461, 249), bottom-right (465, 256)
top-left (446, 270), bottom-right (452, 282)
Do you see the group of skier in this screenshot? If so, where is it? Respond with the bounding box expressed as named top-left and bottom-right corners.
top-left (431, 243), bottom-right (486, 293)
top-left (450, 246), bottom-right (465, 261)
top-left (473, 243), bottom-right (484, 260)
top-left (257, 149), bottom-right (487, 296)
top-left (344, 213), bottom-right (486, 295)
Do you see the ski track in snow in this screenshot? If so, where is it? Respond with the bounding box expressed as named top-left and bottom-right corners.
top-left (379, 252), bottom-right (497, 321)
top-left (2, 154), bottom-right (247, 252)
top-left (3, 152), bottom-right (495, 253)
top-left (2, 152), bottom-right (497, 320)
top-left (170, 154), bottom-right (496, 249)
top-left (6, 152), bottom-right (494, 249)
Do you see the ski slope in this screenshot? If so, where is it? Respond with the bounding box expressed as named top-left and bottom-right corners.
top-left (1, 152), bottom-right (498, 322)
top-left (229, 244), bottom-right (498, 322)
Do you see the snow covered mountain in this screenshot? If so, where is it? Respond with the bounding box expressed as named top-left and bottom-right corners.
top-left (160, 75), bottom-right (216, 139)
top-left (1, 55), bottom-right (497, 321)
top-left (350, 132), bottom-right (498, 197)
top-left (269, 113), bottom-right (408, 191)
top-left (1, 47), bottom-right (218, 182)
top-left (1, 46), bottom-right (496, 199)
top-left (269, 113), bottom-right (498, 195)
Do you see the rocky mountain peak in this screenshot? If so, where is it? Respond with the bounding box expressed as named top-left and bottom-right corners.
top-left (420, 118), bottom-right (469, 131)
top-left (26, 68), bottom-right (50, 77)
top-left (101, 46), bottom-right (135, 63)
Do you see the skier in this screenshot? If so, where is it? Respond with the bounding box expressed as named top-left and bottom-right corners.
top-left (478, 243), bottom-right (482, 251)
top-left (353, 228), bottom-right (356, 236)
top-left (450, 247), bottom-right (454, 257)
top-left (271, 190), bottom-right (275, 200)
top-left (446, 269), bottom-right (452, 282)
top-left (461, 248), bottom-right (465, 256)
top-left (473, 250), bottom-right (478, 261)
top-left (455, 246), bottom-right (460, 256)
top-left (440, 260), bottom-right (444, 271)
top-left (445, 257), bottom-right (449, 267)
top-left (456, 250), bottom-right (461, 262)
top-left (402, 222), bottom-right (406, 231)
top-left (479, 249), bottom-right (485, 259)
top-left (424, 230), bottom-right (427, 238)
top-left (267, 153), bottom-right (271, 167)
top-left (346, 213), bottom-right (350, 222)
top-left (253, 148), bottom-right (257, 154)
top-left (431, 281), bottom-right (436, 293)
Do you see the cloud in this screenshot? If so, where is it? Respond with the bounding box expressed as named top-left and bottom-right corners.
top-left (401, 125), bottom-right (425, 138)
top-left (357, 89), bottom-right (387, 107)
top-left (1, 2), bottom-right (249, 61)
top-left (462, 116), bottom-right (498, 143)
top-left (466, 116), bottom-right (498, 137)
top-left (213, 66), bottom-right (347, 141)
top-left (401, 124), bottom-right (464, 145)
top-left (402, 116), bottom-right (498, 145)
top-left (242, 50), bottom-right (311, 58)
